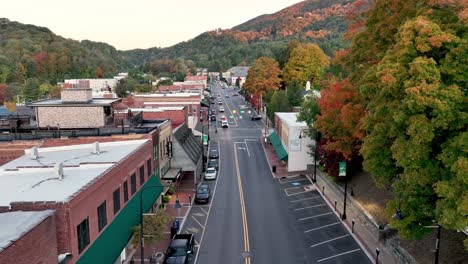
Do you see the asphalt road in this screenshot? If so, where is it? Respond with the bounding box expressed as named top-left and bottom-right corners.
top-left (180, 82), bottom-right (372, 264)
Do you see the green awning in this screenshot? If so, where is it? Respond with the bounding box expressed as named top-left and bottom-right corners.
top-left (269, 131), bottom-right (288, 161)
top-left (201, 100), bottom-right (209, 107)
top-left (77, 173), bottom-right (162, 264)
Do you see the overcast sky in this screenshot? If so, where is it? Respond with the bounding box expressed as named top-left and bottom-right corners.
top-left (1, 0), bottom-right (304, 50)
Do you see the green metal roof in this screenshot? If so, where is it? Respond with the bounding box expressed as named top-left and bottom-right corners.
top-left (269, 131), bottom-right (288, 161)
top-left (201, 100), bottom-right (210, 107)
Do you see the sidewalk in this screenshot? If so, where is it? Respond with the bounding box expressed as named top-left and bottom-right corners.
top-left (262, 137), bottom-right (307, 178)
top-left (132, 175), bottom-right (195, 263)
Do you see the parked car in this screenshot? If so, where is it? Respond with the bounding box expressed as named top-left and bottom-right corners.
top-left (232, 93), bottom-right (239, 96)
top-left (251, 114), bottom-right (262, 120)
top-left (219, 106), bottom-right (225, 112)
top-left (205, 167), bottom-right (217, 180)
top-left (208, 159), bottom-right (219, 169)
top-left (195, 185), bottom-right (211, 204)
top-left (221, 120), bottom-right (229, 128)
top-left (209, 149), bottom-right (219, 159)
top-left (163, 234), bottom-right (194, 264)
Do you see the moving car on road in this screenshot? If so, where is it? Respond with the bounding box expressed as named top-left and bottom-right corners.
top-left (210, 115), bottom-right (217, 121)
top-left (219, 106), bottom-right (225, 112)
top-left (221, 120), bottom-right (229, 128)
top-left (205, 167), bottom-right (217, 180)
top-left (251, 114), bottom-right (262, 120)
top-left (195, 185), bottom-right (212, 204)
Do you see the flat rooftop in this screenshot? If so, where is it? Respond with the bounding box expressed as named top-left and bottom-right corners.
top-left (0, 139), bottom-right (148, 206)
top-left (28, 98), bottom-right (120, 106)
top-left (0, 210), bottom-right (55, 251)
top-left (275, 112), bottom-right (308, 127)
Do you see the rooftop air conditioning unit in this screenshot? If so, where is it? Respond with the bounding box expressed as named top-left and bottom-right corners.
top-left (30, 147), bottom-right (39, 160)
top-left (55, 162), bottom-right (64, 180)
top-left (92, 142), bottom-right (101, 154)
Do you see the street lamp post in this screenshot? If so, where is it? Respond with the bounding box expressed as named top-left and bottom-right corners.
top-left (392, 196), bottom-right (441, 264)
top-left (338, 161), bottom-right (348, 220)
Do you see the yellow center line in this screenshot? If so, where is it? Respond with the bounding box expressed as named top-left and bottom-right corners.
top-left (234, 142), bottom-right (251, 264)
top-left (222, 93), bottom-right (239, 127)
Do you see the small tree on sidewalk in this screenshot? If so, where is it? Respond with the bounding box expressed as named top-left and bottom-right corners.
top-left (131, 209), bottom-right (173, 247)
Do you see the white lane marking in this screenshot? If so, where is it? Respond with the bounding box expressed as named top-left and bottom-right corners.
top-left (317, 248), bottom-right (361, 262)
top-left (191, 216), bottom-right (205, 229)
top-left (290, 196), bottom-right (321, 203)
top-left (234, 141), bottom-right (250, 157)
top-left (294, 204), bottom-right (327, 211)
top-left (298, 212), bottom-right (333, 221)
top-left (199, 206), bottom-right (208, 215)
top-left (310, 234), bottom-right (350, 248)
top-left (285, 189), bottom-right (310, 196)
top-left (304, 222), bottom-right (340, 233)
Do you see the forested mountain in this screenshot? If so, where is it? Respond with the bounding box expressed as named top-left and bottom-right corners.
top-left (125, 0), bottom-right (358, 72)
top-left (0, 18), bottom-right (128, 86)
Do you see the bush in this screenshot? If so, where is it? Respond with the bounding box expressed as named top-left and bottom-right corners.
top-left (166, 187), bottom-right (176, 195)
top-left (162, 195), bottom-right (171, 203)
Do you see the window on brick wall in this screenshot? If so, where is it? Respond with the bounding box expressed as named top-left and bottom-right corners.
top-left (97, 201), bottom-right (107, 231)
top-left (139, 165), bottom-right (145, 185)
top-left (131, 173), bottom-right (136, 195)
top-left (77, 218), bottom-right (90, 253)
top-left (113, 188), bottom-right (121, 214)
top-left (123, 181), bottom-right (129, 203)
top-left (147, 159), bottom-right (152, 177)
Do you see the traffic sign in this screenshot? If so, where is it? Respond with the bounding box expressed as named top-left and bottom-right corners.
top-left (339, 162), bottom-right (346, 177)
top-left (203, 134), bottom-right (208, 146)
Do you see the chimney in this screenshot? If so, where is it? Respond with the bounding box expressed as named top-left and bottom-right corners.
top-left (55, 162), bottom-right (64, 180)
top-left (92, 142), bottom-right (101, 154)
top-left (29, 147), bottom-right (39, 160)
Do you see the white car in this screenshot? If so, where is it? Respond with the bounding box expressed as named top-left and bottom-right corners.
top-left (205, 167), bottom-right (217, 180)
top-left (219, 106), bottom-right (225, 112)
top-left (221, 120), bottom-right (229, 128)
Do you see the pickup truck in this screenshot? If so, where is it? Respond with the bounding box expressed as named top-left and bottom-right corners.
top-left (163, 234), bottom-right (194, 264)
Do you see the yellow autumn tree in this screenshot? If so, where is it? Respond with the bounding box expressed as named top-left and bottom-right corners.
top-left (283, 43), bottom-right (329, 86)
top-left (244, 57), bottom-right (282, 110)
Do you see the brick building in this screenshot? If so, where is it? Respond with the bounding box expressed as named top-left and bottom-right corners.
top-left (0, 210), bottom-right (58, 264)
top-left (0, 139), bottom-right (162, 264)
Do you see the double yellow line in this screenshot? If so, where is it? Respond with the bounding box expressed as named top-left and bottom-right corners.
top-left (234, 143), bottom-right (251, 264)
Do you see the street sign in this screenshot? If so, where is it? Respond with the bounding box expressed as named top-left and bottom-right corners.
top-left (339, 162), bottom-right (346, 177)
top-left (203, 134), bottom-right (208, 146)
top-left (240, 110), bottom-right (245, 114)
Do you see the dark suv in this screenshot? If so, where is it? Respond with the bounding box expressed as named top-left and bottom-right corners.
top-left (210, 115), bottom-right (217, 121)
top-left (208, 159), bottom-right (219, 169)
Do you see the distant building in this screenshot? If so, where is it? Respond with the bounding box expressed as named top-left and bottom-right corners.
top-left (225, 66), bottom-right (249, 86)
top-left (62, 78), bottom-right (119, 93)
top-left (28, 88), bottom-right (121, 129)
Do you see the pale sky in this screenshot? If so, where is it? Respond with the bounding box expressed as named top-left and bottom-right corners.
top-left (1, 0), bottom-right (304, 50)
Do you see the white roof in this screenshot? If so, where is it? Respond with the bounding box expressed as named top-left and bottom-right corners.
top-left (135, 93), bottom-right (199, 98)
top-left (143, 102), bottom-right (199, 105)
top-left (0, 140), bottom-right (148, 206)
top-left (0, 210), bottom-right (55, 251)
top-left (275, 112), bottom-right (308, 127)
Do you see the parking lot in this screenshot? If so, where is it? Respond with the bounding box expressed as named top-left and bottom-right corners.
top-left (280, 175), bottom-right (372, 263)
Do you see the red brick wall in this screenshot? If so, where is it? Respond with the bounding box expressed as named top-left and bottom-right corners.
top-left (0, 214), bottom-right (58, 264)
top-left (142, 110), bottom-right (187, 128)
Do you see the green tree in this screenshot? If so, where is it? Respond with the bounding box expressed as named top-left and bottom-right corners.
top-left (131, 209), bottom-right (172, 247)
top-left (286, 80), bottom-right (304, 107)
top-left (115, 79), bottom-right (134, 98)
top-left (283, 43), bottom-right (329, 87)
top-left (268, 90), bottom-right (291, 119)
top-left (23, 78), bottom-right (40, 102)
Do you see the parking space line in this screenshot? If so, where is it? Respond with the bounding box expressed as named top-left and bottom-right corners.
top-left (290, 196), bottom-right (321, 203)
top-left (310, 234), bottom-right (350, 248)
top-left (304, 222), bottom-right (340, 233)
top-left (317, 248), bottom-right (361, 262)
top-left (298, 212), bottom-right (333, 221)
top-left (278, 176), bottom-right (308, 184)
top-left (191, 216), bottom-right (204, 229)
top-left (199, 206), bottom-right (208, 214)
top-left (294, 204), bottom-right (327, 211)
top-left (284, 188), bottom-right (311, 196)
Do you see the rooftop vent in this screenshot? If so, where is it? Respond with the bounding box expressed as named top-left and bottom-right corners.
top-left (30, 147), bottom-right (39, 160)
top-left (92, 141), bottom-right (101, 154)
top-left (55, 162), bottom-right (64, 180)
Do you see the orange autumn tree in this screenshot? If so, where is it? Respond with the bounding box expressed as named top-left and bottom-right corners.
top-left (243, 57), bottom-right (282, 111)
top-left (314, 79), bottom-right (365, 177)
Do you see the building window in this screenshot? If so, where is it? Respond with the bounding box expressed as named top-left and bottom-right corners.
top-left (153, 144), bottom-right (158, 161)
top-left (131, 173), bottom-right (136, 195)
top-left (77, 218), bottom-right (90, 253)
top-left (123, 181), bottom-right (129, 203)
top-left (113, 188), bottom-right (121, 214)
top-left (97, 201), bottom-right (107, 231)
top-left (139, 165), bottom-right (145, 185)
top-left (147, 159), bottom-right (152, 177)
top-left (160, 142), bottom-right (163, 160)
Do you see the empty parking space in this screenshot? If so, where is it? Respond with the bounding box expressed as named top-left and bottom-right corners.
top-left (279, 177), bottom-right (371, 263)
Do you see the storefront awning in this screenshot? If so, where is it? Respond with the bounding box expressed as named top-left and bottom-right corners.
top-left (269, 131), bottom-right (288, 161)
top-left (161, 167), bottom-right (182, 182)
top-left (201, 100), bottom-right (209, 107)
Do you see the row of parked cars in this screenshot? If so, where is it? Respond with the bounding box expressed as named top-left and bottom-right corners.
top-left (194, 148), bottom-right (219, 204)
